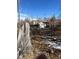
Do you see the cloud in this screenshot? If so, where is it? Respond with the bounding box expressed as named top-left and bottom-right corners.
top-left (18, 13), bottom-right (29, 20)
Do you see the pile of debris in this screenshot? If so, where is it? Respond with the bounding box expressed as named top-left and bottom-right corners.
top-left (17, 21), bottom-right (61, 59)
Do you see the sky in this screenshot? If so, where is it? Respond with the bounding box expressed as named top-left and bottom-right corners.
top-left (17, 0), bottom-right (61, 19)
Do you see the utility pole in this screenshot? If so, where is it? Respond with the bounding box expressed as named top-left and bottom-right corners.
top-left (17, 0), bottom-right (20, 21)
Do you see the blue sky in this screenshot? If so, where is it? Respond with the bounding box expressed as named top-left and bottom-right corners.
top-left (17, 0), bottom-right (61, 19)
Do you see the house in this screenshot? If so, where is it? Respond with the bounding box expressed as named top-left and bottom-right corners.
top-left (39, 22), bottom-right (46, 28)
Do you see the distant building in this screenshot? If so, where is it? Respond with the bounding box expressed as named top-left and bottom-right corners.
top-left (39, 22), bottom-right (46, 28)
top-left (31, 20), bottom-right (38, 25)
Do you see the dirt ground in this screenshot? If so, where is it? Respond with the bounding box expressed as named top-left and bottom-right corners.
top-left (22, 37), bottom-right (61, 59)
